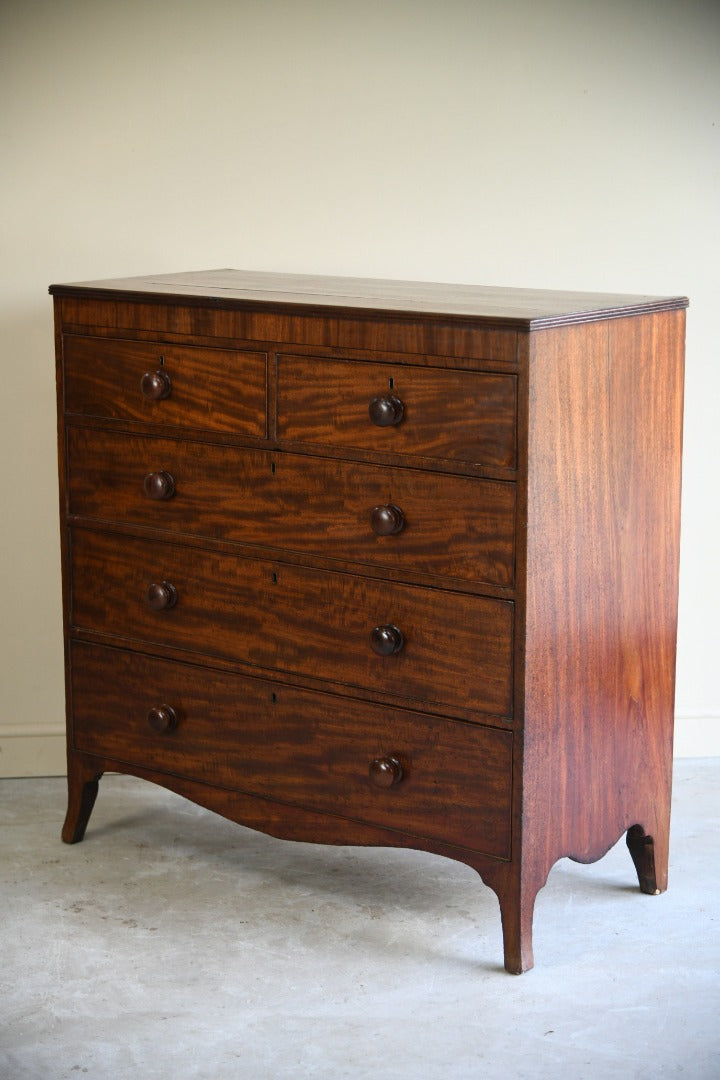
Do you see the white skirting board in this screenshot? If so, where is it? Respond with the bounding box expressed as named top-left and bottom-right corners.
top-left (0, 723), bottom-right (66, 778)
top-left (0, 716), bottom-right (718, 778)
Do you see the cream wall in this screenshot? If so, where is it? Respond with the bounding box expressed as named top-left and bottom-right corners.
top-left (1, 0), bottom-right (718, 775)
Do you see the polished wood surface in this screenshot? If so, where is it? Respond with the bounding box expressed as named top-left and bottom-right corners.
top-left (66, 428), bottom-right (516, 587)
top-left (53, 271), bottom-right (687, 973)
top-left (70, 527), bottom-right (514, 717)
top-left (277, 355), bottom-right (516, 468)
top-left (70, 642), bottom-right (513, 860)
top-left (57, 295), bottom-right (518, 363)
top-left (50, 268), bottom-right (687, 328)
top-left (63, 334), bottom-right (267, 436)
top-left (521, 311), bottom-right (685, 892)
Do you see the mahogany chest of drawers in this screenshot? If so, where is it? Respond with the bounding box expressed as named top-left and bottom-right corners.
top-left (50, 270), bottom-right (687, 972)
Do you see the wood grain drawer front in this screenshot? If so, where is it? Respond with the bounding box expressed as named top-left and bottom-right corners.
top-left (70, 529), bottom-right (514, 718)
top-left (70, 642), bottom-right (513, 859)
top-left (63, 335), bottom-right (267, 437)
top-left (277, 356), bottom-right (517, 469)
top-left (67, 429), bottom-right (515, 588)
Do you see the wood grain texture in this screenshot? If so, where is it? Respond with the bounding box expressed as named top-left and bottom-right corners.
top-left (63, 334), bottom-right (267, 436)
top-left (53, 272), bottom-right (686, 974)
top-left (61, 755), bottom-right (102, 843)
top-left (50, 268), bottom-right (687, 328)
top-left (277, 355), bottom-right (517, 468)
top-left (70, 642), bottom-right (513, 859)
top-left (61, 752), bottom-right (513, 872)
top-left (70, 527), bottom-right (514, 717)
top-left (520, 310), bottom-right (685, 891)
top-left (56, 297), bottom-right (517, 362)
top-left (66, 428), bottom-right (516, 588)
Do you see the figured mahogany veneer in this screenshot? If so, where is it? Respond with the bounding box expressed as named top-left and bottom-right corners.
top-left (51, 269), bottom-right (687, 973)
top-left (64, 334), bottom-right (268, 436)
top-left (66, 427), bottom-right (516, 588)
top-left (70, 642), bottom-right (513, 860)
top-left (70, 527), bottom-right (513, 717)
top-left (276, 355), bottom-right (517, 468)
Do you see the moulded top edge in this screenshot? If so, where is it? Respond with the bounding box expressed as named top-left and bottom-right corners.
top-left (49, 268), bottom-right (689, 328)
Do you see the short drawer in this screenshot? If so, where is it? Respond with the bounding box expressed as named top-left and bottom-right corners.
top-left (63, 335), bottom-right (267, 437)
top-left (66, 429), bottom-right (516, 588)
top-left (70, 642), bottom-right (513, 859)
top-left (277, 355), bottom-right (516, 469)
top-left (70, 528), bottom-right (513, 718)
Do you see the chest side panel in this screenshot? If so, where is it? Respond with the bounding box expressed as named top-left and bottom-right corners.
top-left (521, 311), bottom-right (684, 878)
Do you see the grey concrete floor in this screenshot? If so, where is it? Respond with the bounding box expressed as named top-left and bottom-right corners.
top-left (1, 760), bottom-right (718, 1080)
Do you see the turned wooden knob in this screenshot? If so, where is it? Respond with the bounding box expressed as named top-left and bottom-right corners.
top-left (147, 705), bottom-right (177, 733)
top-left (146, 581), bottom-right (178, 611)
top-left (369, 394), bottom-right (404, 427)
top-left (369, 755), bottom-right (403, 788)
top-left (140, 369), bottom-right (172, 400)
top-left (143, 470), bottom-right (176, 500)
top-left (370, 504), bottom-right (405, 536)
top-left (370, 624), bottom-right (404, 656)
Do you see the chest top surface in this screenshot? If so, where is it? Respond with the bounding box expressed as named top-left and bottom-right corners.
top-left (49, 268), bottom-right (688, 329)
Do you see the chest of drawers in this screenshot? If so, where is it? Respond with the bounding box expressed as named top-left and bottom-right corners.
top-left (50, 269), bottom-right (687, 973)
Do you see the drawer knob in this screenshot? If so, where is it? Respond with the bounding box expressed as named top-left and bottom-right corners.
top-left (369, 394), bottom-right (404, 427)
top-left (143, 470), bottom-right (176, 500)
top-left (146, 581), bottom-right (178, 611)
top-left (370, 624), bottom-right (404, 656)
top-left (147, 705), bottom-right (177, 733)
top-left (369, 755), bottom-right (403, 788)
top-left (370, 504), bottom-right (405, 536)
top-left (140, 369), bottom-right (172, 400)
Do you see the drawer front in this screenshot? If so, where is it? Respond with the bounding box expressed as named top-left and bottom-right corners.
top-left (71, 529), bottom-right (514, 717)
top-left (70, 642), bottom-right (513, 859)
top-left (67, 428), bottom-right (516, 588)
top-left (63, 335), bottom-right (267, 437)
top-left (277, 355), bottom-right (516, 468)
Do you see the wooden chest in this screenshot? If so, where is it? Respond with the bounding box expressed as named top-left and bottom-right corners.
top-left (50, 269), bottom-right (687, 972)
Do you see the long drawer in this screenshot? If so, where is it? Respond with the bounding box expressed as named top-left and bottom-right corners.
top-left (63, 335), bottom-right (268, 436)
top-left (70, 528), bottom-right (514, 718)
top-left (70, 642), bottom-right (513, 859)
top-left (276, 355), bottom-right (517, 468)
top-left (66, 428), bottom-right (516, 588)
